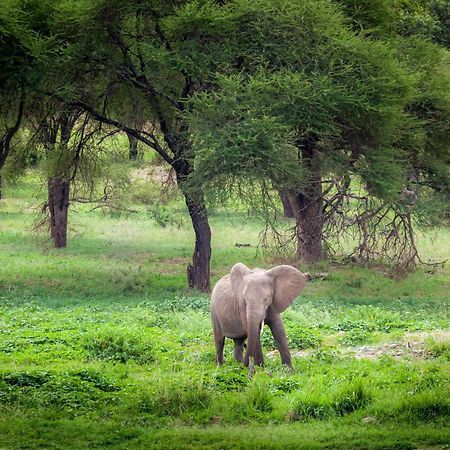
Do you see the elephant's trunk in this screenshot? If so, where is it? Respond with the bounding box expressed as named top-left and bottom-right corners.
top-left (246, 315), bottom-right (264, 366)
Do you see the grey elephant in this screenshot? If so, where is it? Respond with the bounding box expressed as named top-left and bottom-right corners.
top-left (210, 263), bottom-right (308, 368)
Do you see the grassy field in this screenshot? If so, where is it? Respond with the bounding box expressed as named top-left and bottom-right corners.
top-left (0, 171), bottom-right (449, 449)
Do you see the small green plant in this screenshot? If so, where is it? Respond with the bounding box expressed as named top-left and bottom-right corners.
top-left (288, 381), bottom-right (371, 421)
top-left (245, 380), bottom-right (273, 413)
top-left (289, 394), bottom-right (334, 421)
top-left (261, 324), bottom-right (322, 350)
top-left (147, 204), bottom-right (183, 228)
top-left (1, 371), bottom-right (52, 388)
top-left (139, 378), bottom-right (211, 416)
top-left (213, 365), bottom-right (249, 392)
top-left (71, 369), bottom-right (121, 392)
top-left (84, 328), bottom-right (154, 364)
top-left (425, 339), bottom-right (450, 359)
top-left (270, 377), bottom-right (302, 393)
top-left (333, 381), bottom-right (371, 416)
top-left (338, 329), bottom-right (374, 346)
top-left (399, 389), bottom-right (450, 421)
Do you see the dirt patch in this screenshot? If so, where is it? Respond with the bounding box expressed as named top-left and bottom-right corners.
top-left (349, 342), bottom-right (427, 360)
top-left (267, 331), bottom-right (449, 360)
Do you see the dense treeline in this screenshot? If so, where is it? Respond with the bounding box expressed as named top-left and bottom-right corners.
top-left (1, 0), bottom-right (449, 290)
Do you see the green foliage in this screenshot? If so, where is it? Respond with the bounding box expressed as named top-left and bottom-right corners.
top-left (147, 204), bottom-right (183, 228)
top-left (289, 381), bottom-right (371, 420)
top-left (0, 369), bottom-right (121, 412)
top-left (261, 323), bottom-right (322, 350)
top-left (84, 328), bottom-right (154, 364)
top-left (425, 339), bottom-right (450, 360)
top-left (387, 389), bottom-right (450, 422)
top-left (245, 378), bottom-right (274, 413)
top-left (139, 376), bottom-right (211, 417)
top-left (338, 329), bottom-right (374, 346)
top-left (212, 365), bottom-right (249, 392)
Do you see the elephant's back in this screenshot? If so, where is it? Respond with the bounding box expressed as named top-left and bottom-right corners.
top-left (211, 274), bottom-right (232, 302)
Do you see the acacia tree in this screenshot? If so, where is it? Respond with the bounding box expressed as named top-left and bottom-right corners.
top-left (181, 0), bottom-right (450, 265)
top-left (45, 0), bottom-right (226, 290)
top-left (0, 3), bottom-right (34, 198)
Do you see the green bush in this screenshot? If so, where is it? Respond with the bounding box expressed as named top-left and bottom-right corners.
top-left (400, 390), bottom-right (450, 421)
top-left (84, 328), bottom-right (154, 364)
top-left (147, 204), bottom-right (183, 228)
top-left (245, 380), bottom-right (273, 413)
top-left (212, 366), bottom-right (249, 392)
top-left (0, 370), bottom-right (121, 412)
top-left (425, 339), bottom-right (450, 360)
top-left (333, 381), bottom-right (371, 416)
top-left (139, 378), bottom-right (211, 416)
top-left (338, 329), bottom-right (374, 346)
top-left (270, 376), bottom-right (302, 393)
top-left (261, 323), bottom-right (322, 350)
top-left (289, 381), bottom-right (371, 421)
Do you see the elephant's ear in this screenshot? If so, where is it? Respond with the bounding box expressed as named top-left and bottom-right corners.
top-left (230, 263), bottom-right (251, 299)
top-left (265, 265), bottom-right (307, 313)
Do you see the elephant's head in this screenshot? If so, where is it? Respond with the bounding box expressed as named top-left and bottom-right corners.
top-left (230, 263), bottom-right (308, 364)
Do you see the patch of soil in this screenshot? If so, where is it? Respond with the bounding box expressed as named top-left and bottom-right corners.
top-left (267, 331), bottom-right (449, 360)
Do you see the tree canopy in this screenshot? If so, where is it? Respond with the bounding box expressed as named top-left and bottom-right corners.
top-left (1, 0), bottom-right (449, 284)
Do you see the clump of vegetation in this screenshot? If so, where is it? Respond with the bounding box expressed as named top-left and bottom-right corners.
top-left (338, 329), bottom-right (374, 346)
top-left (425, 339), bottom-right (450, 360)
top-left (288, 381), bottom-right (371, 421)
top-left (84, 328), bottom-right (154, 364)
top-left (399, 390), bottom-right (450, 421)
top-left (0, 370), bottom-right (121, 413)
top-left (261, 323), bottom-right (322, 350)
top-left (212, 365), bottom-right (249, 392)
top-left (147, 204), bottom-right (183, 228)
top-left (138, 377), bottom-right (211, 417)
top-left (245, 379), bottom-right (274, 413)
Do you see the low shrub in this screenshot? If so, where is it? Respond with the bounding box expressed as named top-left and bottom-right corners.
top-left (333, 381), bottom-right (371, 416)
top-left (400, 389), bottom-right (450, 421)
top-left (139, 378), bottom-right (211, 416)
top-left (84, 328), bottom-right (154, 364)
top-left (212, 365), bottom-right (249, 392)
top-left (0, 370), bottom-right (121, 412)
top-left (425, 339), bottom-right (450, 360)
top-left (245, 380), bottom-right (273, 413)
top-left (338, 329), bottom-right (374, 346)
top-left (288, 381), bottom-right (371, 421)
top-left (261, 323), bottom-right (322, 350)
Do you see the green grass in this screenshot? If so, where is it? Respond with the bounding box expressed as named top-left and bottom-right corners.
top-left (0, 171), bottom-right (449, 449)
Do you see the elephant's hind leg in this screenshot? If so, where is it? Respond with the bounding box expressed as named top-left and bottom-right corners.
top-left (215, 335), bottom-right (225, 365)
top-left (233, 337), bottom-right (245, 363)
top-left (212, 317), bottom-right (225, 365)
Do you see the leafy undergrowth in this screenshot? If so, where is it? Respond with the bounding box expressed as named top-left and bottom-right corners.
top-left (1, 296), bottom-right (449, 449)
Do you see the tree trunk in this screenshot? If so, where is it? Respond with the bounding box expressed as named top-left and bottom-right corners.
top-left (279, 190), bottom-right (294, 218)
top-left (173, 156), bottom-right (212, 292)
top-left (184, 191), bottom-right (212, 292)
top-left (48, 178), bottom-right (70, 248)
top-left (127, 132), bottom-right (139, 160)
top-left (290, 139), bottom-right (324, 263)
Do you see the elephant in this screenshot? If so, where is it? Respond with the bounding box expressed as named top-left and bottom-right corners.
top-left (210, 263), bottom-right (308, 368)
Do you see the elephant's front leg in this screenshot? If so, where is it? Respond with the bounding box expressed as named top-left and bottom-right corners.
top-left (267, 315), bottom-right (292, 368)
top-left (233, 337), bottom-right (245, 363)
